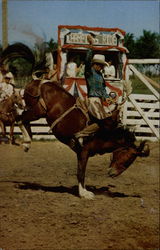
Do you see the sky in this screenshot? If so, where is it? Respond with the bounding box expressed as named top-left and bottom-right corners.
top-left (0, 0), bottom-right (159, 48)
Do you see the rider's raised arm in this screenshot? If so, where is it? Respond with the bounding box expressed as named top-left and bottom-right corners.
top-left (85, 34), bottom-right (94, 76)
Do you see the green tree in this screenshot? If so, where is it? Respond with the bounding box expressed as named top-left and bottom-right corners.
top-left (124, 33), bottom-right (136, 58)
top-left (135, 30), bottom-right (160, 58)
top-left (45, 38), bottom-right (58, 53)
top-left (33, 38), bottom-right (58, 69)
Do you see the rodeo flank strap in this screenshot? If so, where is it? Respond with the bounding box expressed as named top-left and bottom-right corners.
top-left (48, 98), bottom-right (89, 134)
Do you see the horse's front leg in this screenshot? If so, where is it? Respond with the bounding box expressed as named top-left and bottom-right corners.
top-left (16, 109), bottom-right (37, 151)
top-left (77, 150), bottom-right (94, 200)
top-left (17, 120), bottom-right (32, 152)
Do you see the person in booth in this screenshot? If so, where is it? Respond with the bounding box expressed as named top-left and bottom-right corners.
top-left (76, 61), bottom-right (85, 78)
top-left (74, 34), bottom-right (117, 146)
top-left (104, 60), bottom-right (116, 79)
top-left (66, 56), bottom-right (78, 77)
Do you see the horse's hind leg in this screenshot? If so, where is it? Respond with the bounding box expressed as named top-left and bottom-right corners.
top-left (0, 121), bottom-right (9, 144)
top-left (77, 150), bottom-right (94, 199)
top-left (0, 120), bottom-right (6, 137)
top-left (9, 122), bottom-right (15, 144)
top-left (17, 121), bottom-right (32, 151)
top-left (10, 122), bottom-right (19, 145)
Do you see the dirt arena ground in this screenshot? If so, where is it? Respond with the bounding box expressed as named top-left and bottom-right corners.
top-left (0, 139), bottom-right (159, 250)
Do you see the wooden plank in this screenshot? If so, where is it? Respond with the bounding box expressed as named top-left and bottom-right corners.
top-left (128, 59), bottom-right (160, 64)
top-left (31, 118), bottom-right (47, 124)
top-left (133, 127), bottom-right (157, 133)
top-left (129, 95), bottom-right (159, 138)
top-left (127, 103), bottom-right (159, 109)
top-left (131, 94), bottom-right (158, 100)
top-left (126, 119), bottom-right (159, 126)
top-left (33, 135), bottom-right (55, 140)
top-left (31, 127), bottom-right (50, 133)
top-left (135, 136), bottom-right (158, 142)
top-left (142, 74), bottom-right (160, 89)
top-left (127, 111), bottom-right (159, 118)
top-left (121, 101), bottom-right (128, 125)
top-left (129, 65), bottom-right (159, 99)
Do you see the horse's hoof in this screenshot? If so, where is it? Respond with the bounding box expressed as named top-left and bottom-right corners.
top-left (22, 142), bottom-right (30, 152)
top-left (80, 190), bottom-right (95, 200)
top-left (24, 147), bottom-right (29, 152)
top-left (79, 184), bottom-right (95, 200)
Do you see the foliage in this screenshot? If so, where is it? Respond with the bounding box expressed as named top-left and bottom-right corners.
top-left (9, 58), bottom-right (33, 77)
top-left (135, 30), bottom-right (160, 59)
top-left (124, 30), bottom-right (160, 59)
top-left (124, 33), bottom-right (136, 58)
top-left (45, 38), bottom-right (58, 53)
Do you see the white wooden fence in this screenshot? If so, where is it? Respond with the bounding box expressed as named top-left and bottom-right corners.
top-left (122, 94), bottom-right (159, 141)
top-left (126, 59), bottom-right (159, 141)
top-left (4, 93), bottom-right (159, 142)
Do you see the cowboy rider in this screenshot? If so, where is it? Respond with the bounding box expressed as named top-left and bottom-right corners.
top-left (0, 71), bottom-right (15, 102)
top-left (74, 34), bottom-right (117, 146)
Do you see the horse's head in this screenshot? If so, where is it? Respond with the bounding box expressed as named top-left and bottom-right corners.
top-left (108, 141), bottom-right (150, 178)
top-left (11, 89), bottom-right (25, 110)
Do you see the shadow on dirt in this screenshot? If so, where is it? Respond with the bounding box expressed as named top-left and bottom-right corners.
top-left (13, 181), bottom-right (141, 198)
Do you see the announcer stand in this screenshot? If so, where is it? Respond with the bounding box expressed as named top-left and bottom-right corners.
top-left (57, 25), bottom-right (130, 105)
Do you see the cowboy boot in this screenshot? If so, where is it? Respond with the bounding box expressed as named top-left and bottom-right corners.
top-left (75, 123), bottom-right (99, 146)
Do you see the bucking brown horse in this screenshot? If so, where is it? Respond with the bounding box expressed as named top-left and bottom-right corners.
top-left (18, 80), bottom-right (150, 199)
top-left (0, 90), bottom-right (24, 145)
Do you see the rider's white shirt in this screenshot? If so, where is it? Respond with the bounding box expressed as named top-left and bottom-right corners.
top-left (66, 62), bottom-right (77, 77)
top-left (104, 65), bottom-right (116, 78)
top-left (0, 82), bottom-right (14, 101)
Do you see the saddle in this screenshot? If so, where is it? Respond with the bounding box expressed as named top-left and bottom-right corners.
top-left (77, 96), bottom-right (117, 120)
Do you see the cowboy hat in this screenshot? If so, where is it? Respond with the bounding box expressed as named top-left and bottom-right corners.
top-left (92, 54), bottom-right (109, 66)
top-left (5, 72), bottom-right (13, 79)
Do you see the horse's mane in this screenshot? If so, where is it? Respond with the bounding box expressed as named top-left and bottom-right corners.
top-left (113, 126), bottom-right (136, 143)
top-left (97, 126), bottom-right (136, 145)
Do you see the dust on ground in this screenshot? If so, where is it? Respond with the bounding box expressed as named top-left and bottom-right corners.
top-left (0, 140), bottom-right (159, 250)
